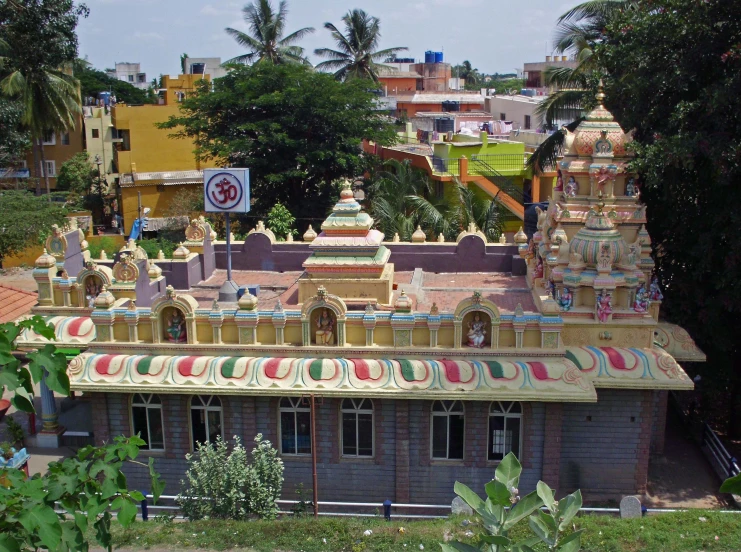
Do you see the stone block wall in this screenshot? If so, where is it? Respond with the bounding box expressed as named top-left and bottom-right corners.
top-left (89, 391), bottom-right (655, 504)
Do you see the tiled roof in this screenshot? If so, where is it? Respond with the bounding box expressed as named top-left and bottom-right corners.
top-left (0, 285), bottom-right (37, 323)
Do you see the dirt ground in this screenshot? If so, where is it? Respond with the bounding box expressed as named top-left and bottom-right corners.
top-left (0, 266), bottom-right (37, 292)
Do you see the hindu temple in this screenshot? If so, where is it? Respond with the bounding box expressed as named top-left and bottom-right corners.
top-left (18, 92), bottom-right (704, 505)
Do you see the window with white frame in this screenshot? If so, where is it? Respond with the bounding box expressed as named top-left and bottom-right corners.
top-left (280, 397), bottom-right (311, 455)
top-left (61, 132), bottom-right (70, 145)
top-left (488, 401), bottom-right (522, 461)
top-left (431, 400), bottom-right (464, 460)
top-left (341, 398), bottom-right (373, 457)
top-left (131, 393), bottom-right (165, 451)
top-left (42, 131), bottom-right (55, 145)
top-left (190, 395), bottom-right (223, 448)
top-left (39, 160), bottom-right (56, 177)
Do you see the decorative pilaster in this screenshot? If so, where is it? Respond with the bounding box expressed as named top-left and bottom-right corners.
top-left (209, 300), bottom-right (224, 344)
top-left (125, 301), bottom-right (139, 342)
top-left (363, 303), bottom-right (376, 346)
top-left (513, 303), bottom-right (526, 349)
top-left (272, 300), bottom-right (286, 345)
top-left (427, 303), bottom-right (441, 347)
top-left (391, 291), bottom-right (414, 348)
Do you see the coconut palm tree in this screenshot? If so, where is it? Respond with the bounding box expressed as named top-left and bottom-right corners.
top-left (0, 40), bottom-right (81, 197)
top-left (528, 0), bottom-right (635, 173)
top-left (225, 0), bottom-right (314, 65)
top-left (314, 9), bottom-right (407, 82)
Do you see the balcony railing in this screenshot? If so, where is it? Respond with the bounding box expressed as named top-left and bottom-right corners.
top-left (470, 153), bottom-right (529, 173)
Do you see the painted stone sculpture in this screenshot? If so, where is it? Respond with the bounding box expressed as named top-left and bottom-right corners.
top-left (555, 170), bottom-right (564, 192)
top-left (85, 276), bottom-right (102, 308)
top-left (596, 289), bottom-right (613, 323)
top-left (625, 177), bottom-right (636, 197)
top-left (565, 176), bottom-right (578, 197)
top-left (534, 258), bottom-right (544, 279)
top-left (633, 285), bottom-right (649, 313)
top-left (596, 166), bottom-right (611, 193)
top-left (649, 276), bottom-right (663, 302)
top-left (315, 308), bottom-right (335, 345)
top-left (558, 287), bottom-right (573, 311)
top-left (166, 309), bottom-right (187, 343)
top-left (466, 314), bottom-right (487, 348)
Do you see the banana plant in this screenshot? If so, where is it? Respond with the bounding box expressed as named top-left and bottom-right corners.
top-left (441, 452), bottom-right (583, 552)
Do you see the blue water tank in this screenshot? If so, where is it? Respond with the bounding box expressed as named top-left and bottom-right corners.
top-left (434, 51), bottom-right (443, 63)
top-left (425, 50), bottom-right (435, 64)
top-left (98, 91), bottom-right (111, 106)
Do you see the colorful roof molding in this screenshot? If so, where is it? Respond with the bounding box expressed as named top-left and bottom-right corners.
top-left (67, 346), bottom-right (692, 400)
top-left (653, 323), bottom-right (707, 362)
top-left (17, 315), bottom-right (96, 347)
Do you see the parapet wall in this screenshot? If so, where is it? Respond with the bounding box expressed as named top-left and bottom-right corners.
top-left (215, 233), bottom-right (525, 274)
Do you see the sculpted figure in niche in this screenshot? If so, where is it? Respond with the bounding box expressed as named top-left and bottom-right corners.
top-left (625, 177), bottom-right (636, 197)
top-left (85, 276), bottom-right (102, 308)
top-left (596, 166), bottom-right (611, 193)
top-left (315, 308), bottom-right (335, 345)
top-left (558, 287), bottom-right (573, 311)
top-left (633, 285), bottom-right (649, 313)
top-left (596, 289), bottom-right (613, 323)
top-left (565, 176), bottom-right (578, 197)
top-left (533, 257), bottom-right (544, 279)
top-left (649, 276), bottom-right (663, 302)
top-left (467, 313), bottom-right (488, 348)
top-left (555, 169), bottom-right (564, 192)
top-left (165, 308), bottom-right (187, 343)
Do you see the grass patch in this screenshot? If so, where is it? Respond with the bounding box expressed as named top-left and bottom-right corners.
top-left (102, 510), bottom-right (741, 552)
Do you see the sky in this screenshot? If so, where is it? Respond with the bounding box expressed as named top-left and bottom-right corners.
top-left (77, 0), bottom-right (577, 79)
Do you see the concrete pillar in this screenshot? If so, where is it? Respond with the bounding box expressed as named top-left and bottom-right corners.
top-left (36, 371), bottom-right (65, 448)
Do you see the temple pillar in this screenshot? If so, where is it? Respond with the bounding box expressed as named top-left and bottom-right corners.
top-left (36, 371), bottom-right (65, 448)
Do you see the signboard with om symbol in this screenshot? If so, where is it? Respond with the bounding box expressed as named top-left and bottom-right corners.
top-left (203, 169), bottom-right (250, 213)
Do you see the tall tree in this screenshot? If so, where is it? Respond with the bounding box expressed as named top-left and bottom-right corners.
top-left (225, 0), bottom-right (314, 65)
top-left (0, 0), bottom-right (87, 196)
top-left (158, 63), bottom-right (397, 221)
top-left (599, 0), bottom-right (741, 436)
top-left (314, 9), bottom-right (407, 82)
top-left (0, 96), bottom-right (30, 171)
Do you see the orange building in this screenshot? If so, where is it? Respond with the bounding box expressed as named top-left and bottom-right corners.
top-left (394, 93), bottom-right (485, 118)
top-left (24, 115), bottom-right (85, 191)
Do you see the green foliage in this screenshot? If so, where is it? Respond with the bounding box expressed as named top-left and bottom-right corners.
top-left (314, 9), bottom-right (407, 82)
top-left (266, 202), bottom-right (296, 240)
top-left (442, 452), bottom-right (582, 552)
top-left (599, 0), bottom-right (741, 435)
top-left (0, 434), bottom-right (164, 552)
top-left (74, 64), bottom-right (154, 105)
top-left (0, 190), bottom-right (68, 265)
top-left (178, 434), bottom-right (284, 521)
top-left (290, 483), bottom-right (313, 517)
top-left (158, 62), bottom-right (396, 220)
top-left (137, 237), bottom-right (178, 259)
top-left (720, 472), bottom-right (741, 496)
top-left (0, 315), bottom-right (69, 412)
top-left (55, 151), bottom-right (95, 193)
top-left (0, 96), bottom-right (30, 167)
top-left (4, 415), bottom-right (24, 444)
top-left (86, 236), bottom-right (118, 260)
top-left (225, 0), bottom-right (314, 65)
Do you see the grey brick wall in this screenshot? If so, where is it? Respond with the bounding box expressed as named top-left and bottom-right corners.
top-left (91, 390), bottom-right (651, 505)
top-left (559, 389), bottom-right (652, 500)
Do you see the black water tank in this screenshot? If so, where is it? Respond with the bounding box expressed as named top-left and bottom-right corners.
top-left (434, 118), bottom-right (454, 132)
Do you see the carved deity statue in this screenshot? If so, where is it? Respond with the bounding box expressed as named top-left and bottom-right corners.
top-left (565, 176), bottom-right (578, 198)
top-left (555, 170), bottom-right (564, 192)
top-left (85, 277), bottom-right (102, 308)
top-left (633, 285), bottom-right (649, 313)
top-left (533, 257), bottom-right (544, 279)
top-left (315, 308), bottom-right (335, 345)
top-left (596, 166), bottom-right (611, 192)
top-left (558, 287), bottom-right (573, 311)
top-left (466, 313), bottom-right (488, 348)
top-left (547, 278), bottom-right (556, 299)
top-left (649, 276), bottom-right (663, 302)
top-left (596, 289), bottom-right (613, 323)
top-left (165, 309), bottom-right (187, 343)
top-left (625, 177), bottom-right (636, 197)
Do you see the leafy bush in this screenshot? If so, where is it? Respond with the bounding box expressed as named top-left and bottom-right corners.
top-left (138, 237), bottom-right (178, 259)
top-left (4, 415), bottom-right (24, 445)
top-left (87, 236), bottom-right (119, 260)
top-left (267, 203), bottom-right (296, 240)
top-left (178, 434), bottom-right (284, 521)
top-left (442, 452), bottom-right (583, 552)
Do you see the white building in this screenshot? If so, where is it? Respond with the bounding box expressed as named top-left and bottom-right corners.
top-left (183, 57), bottom-right (228, 80)
top-left (106, 62), bottom-right (148, 90)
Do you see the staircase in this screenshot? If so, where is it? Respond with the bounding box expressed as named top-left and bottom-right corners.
top-left (469, 155), bottom-right (526, 220)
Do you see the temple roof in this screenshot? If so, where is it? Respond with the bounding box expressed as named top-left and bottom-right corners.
top-left (67, 345), bottom-right (691, 400)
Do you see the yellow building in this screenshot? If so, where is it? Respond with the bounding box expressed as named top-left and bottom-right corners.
top-left (24, 115), bottom-right (84, 191)
top-left (82, 106), bottom-right (117, 190)
top-left (112, 73), bottom-right (218, 234)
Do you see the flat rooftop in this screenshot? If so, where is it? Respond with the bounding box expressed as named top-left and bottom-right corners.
top-left (192, 270), bottom-right (533, 313)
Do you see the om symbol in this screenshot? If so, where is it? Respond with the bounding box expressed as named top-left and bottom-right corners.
top-left (212, 178), bottom-right (237, 205)
top-left (205, 173), bottom-right (243, 210)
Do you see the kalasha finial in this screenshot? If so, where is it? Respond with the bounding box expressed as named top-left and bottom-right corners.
top-left (596, 190), bottom-right (605, 215)
top-left (596, 79), bottom-right (606, 105)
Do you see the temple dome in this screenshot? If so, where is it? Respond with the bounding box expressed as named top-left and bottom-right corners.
top-left (567, 83), bottom-right (631, 158)
top-left (569, 208), bottom-right (628, 267)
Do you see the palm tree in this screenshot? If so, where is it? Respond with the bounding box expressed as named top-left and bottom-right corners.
top-left (528, 0), bottom-right (635, 172)
top-left (314, 9), bottom-right (407, 82)
top-left (225, 0), bottom-right (314, 65)
top-left (0, 41), bottom-right (81, 197)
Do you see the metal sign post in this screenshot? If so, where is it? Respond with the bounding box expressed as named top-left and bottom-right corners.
top-left (203, 169), bottom-right (250, 302)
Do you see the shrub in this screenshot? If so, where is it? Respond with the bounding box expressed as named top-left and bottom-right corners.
top-left (266, 203), bottom-right (296, 240)
top-left (138, 237), bottom-right (177, 259)
top-left (178, 434), bottom-right (284, 521)
top-left (87, 236), bottom-right (118, 260)
top-left (4, 415), bottom-right (24, 445)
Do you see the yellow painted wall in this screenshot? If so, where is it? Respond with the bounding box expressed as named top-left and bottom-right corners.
top-left (120, 182), bottom-right (200, 235)
top-left (25, 115), bottom-right (85, 190)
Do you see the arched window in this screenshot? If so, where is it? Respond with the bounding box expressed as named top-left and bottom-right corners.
top-left (279, 397), bottom-right (311, 455)
top-left (488, 401), bottom-right (522, 461)
top-left (190, 395), bottom-right (223, 449)
top-left (431, 400), bottom-right (464, 460)
top-left (131, 393), bottom-right (165, 451)
top-left (341, 398), bottom-right (373, 457)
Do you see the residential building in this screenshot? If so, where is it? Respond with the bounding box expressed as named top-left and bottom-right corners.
top-left (21, 94), bottom-right (702, 504)
top-left (23, 115), bottom-right (85, 191)
top-left (106, 62), bottom-right (148, 90)
top-left (83, 106), bottom-right (117, 190)
top-left (183, 57), bottom-right (228, 80)
top-left (394, 92), bottom-right (485, 119)
top-left (523, 56), bottom-right (579, 95)
top-left (111, 73), bottom-right (218, 234)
